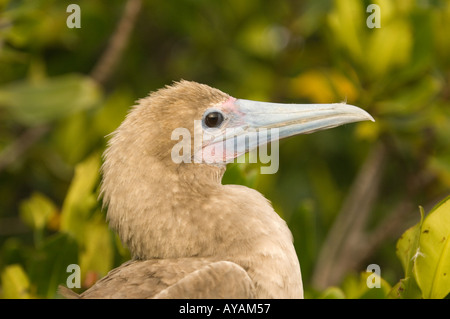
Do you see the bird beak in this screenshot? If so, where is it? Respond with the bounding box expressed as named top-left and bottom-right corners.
top-left (199, 98), bottom-right (374, 164)
top-left (234, 98), bottom-right (374, 138)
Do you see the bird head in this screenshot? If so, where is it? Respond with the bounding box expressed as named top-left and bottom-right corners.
top-left (105, 80), bottom-right (373, 169)
top-left (100, 80), bottom-right (374, 259)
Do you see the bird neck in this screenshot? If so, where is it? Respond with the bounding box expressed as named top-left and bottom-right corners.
top-left (102, 153), bottom-right (293, 263)
top-left (102, 154), bottom-right (228, 258)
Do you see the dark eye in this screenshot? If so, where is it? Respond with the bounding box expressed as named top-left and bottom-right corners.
top-left (204, 111), bottom-right (224, 128)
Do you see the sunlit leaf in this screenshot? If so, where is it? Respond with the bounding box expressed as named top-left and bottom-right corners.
top-left (415, 196), bottom-right (450, 299)
top-left (19, 192), bottom-right (57, 230)
top-left (327, 0), bottom-right (365, 64)
top-left (366, 20), bottom-right (412, 78)
top-left (60, 152), bottom-right (101, 241)
top-left (341, 271), bottom-right (391, 299)
top-left (318, 286), bottom-right (345, 299)
top-left (395, 207), bottom-right (424, 298)
top-left (396, 208), bottom-right (423, 274)
top-left (290, 70), bottom-right (358, 103)
top-left (396, 198), bottom-right (450, 299)
top-left (0, 264), bottom-right (32, 299)
top-left (355, 120), bottom-right (381, 142)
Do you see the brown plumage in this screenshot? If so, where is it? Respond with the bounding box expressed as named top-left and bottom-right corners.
top-left (59, 80), bottom-right (373, 299)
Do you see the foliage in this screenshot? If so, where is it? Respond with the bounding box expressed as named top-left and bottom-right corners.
top-left (0, 0), bottom-right (450, 298)
top-left (316, 198), bottom-right (450, 299)
top-left (393, 197), bottom-right (450, 299)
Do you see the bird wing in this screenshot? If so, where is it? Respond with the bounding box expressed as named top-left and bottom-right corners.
top-left (60, 258), bottom-right (255, 299)
top-left (153, 260), bottom-right (255, 299)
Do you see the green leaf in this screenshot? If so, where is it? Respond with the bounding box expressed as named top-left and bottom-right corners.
top-left (0, 74), bottom-right (101, 126)
top-left (19, 192), bottom-right (57, 231)
top-left (327, 0), bottom-right (365, 64)
top-left (366, 20), bottom-right (412, 78)
top-left (60, 152), bottom-right (101, 241)
top-left (0, 264), bottom-right (32, 299)
top-left (415, 196), bottom-right (450, 299)
top-left (388, 276), bottom-right (421, 299)
top-left (395, 207), bottom-right (424, 298)
top-left (318, 286), bottom-right (346, 299)
top-left (396, 208), bottom-right (424, 276)
top-left (58, 152), bottom-right (116, 289)
top-left (341, 272), bottom-right (391, 299)
top-left (395, 197), bottom-right (450, 299)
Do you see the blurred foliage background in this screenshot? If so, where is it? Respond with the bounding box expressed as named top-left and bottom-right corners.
top-left (0, 0), bottom-right (449, 298)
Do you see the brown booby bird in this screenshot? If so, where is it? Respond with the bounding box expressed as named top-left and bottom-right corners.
top-left (60, 80), bottom-right (373, 299)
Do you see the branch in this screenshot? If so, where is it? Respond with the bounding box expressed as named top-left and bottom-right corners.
top-left (311, 132), bottom-right (439, 290)
top-left (364, 170), bottom-right (438, 258)
top-left (311, 142), bottom-right (387, 289)
top-left (90, 0), bottom-right (142, 86)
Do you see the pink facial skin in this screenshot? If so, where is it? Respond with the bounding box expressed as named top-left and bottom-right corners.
top-left (200, 97), bottom-right (243, 164)
top-left (219, 97), bottom-right (239, 113)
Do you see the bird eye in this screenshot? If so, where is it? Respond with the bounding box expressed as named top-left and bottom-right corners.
top-left (204, 111), bottom-right (224, 128)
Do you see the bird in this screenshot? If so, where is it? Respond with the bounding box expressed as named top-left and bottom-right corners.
top-left (59, 80), bottom-right (374, 299)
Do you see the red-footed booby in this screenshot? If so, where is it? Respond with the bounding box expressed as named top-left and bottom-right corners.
top-left (59, 80), bottom-right (374, 299)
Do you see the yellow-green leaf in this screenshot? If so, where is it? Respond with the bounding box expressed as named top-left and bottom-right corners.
top-left (341, 272), bottom-right (391, 299)
top-left (318, 286), bottom-right (346, 299)
top-left (366, 20), bottom-right (412, 78)
top-left (327, 0), bottom-right (365, 64)
top-left (19, 192), bottom-right (57, 230)
top-left (60, 152), bottom-right (101, 241)
top-left (415, 196), bottom-right (450, 299)
top-left (396, 208), bottom-right (423, 275)
top-left (0, 264), bottom-right (32, 299)
top-left (395, 207), bottom-right (424, 298)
